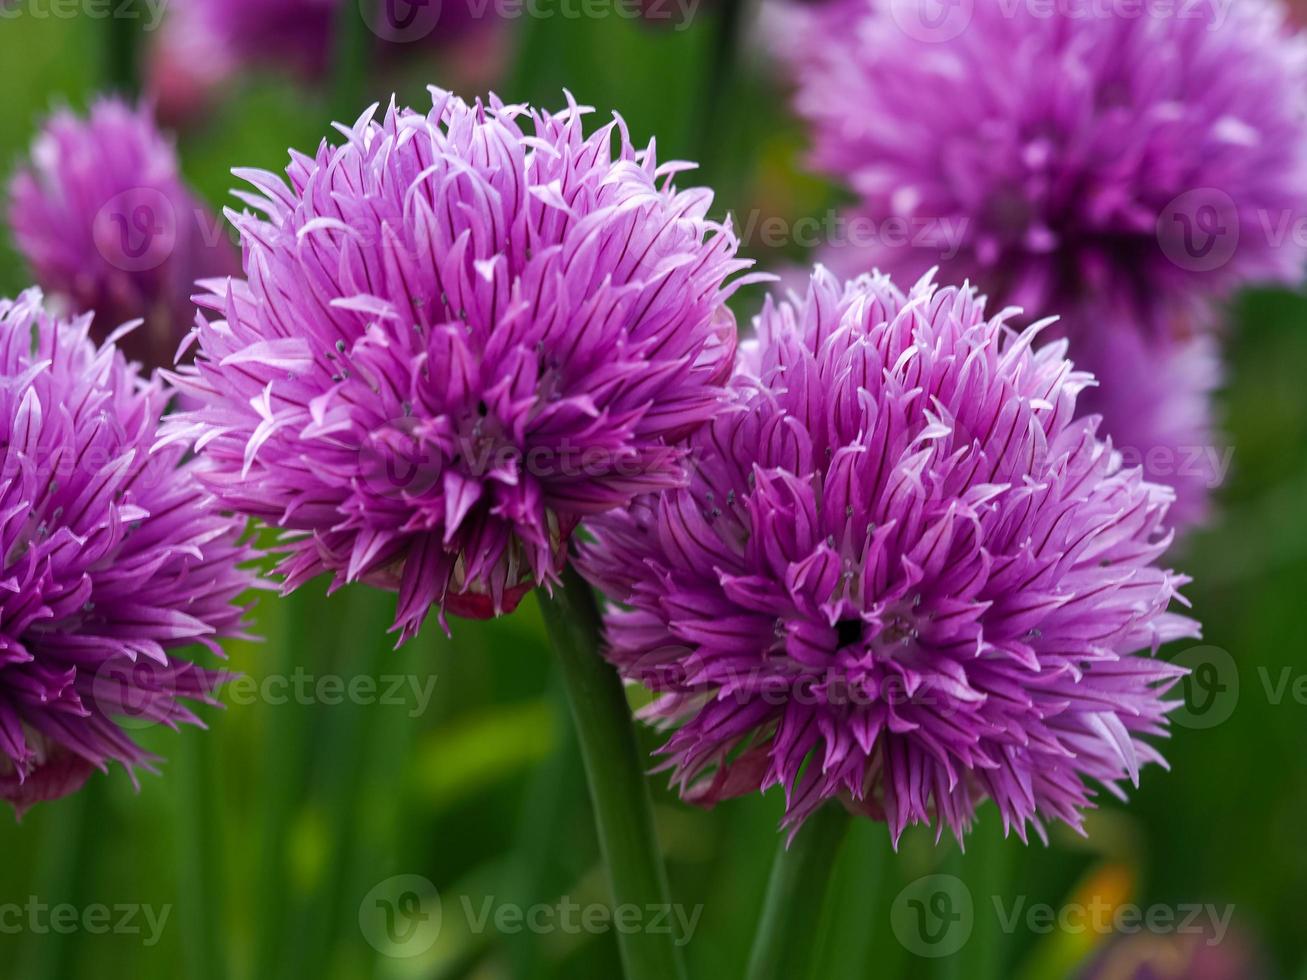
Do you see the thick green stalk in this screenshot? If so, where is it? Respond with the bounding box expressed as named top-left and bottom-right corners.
top-left (331, 0), bottom-right (374, 123)
top-left (934, 847), bottom-right (966, 980)
top-left (695, 0), bottom-right (749, 190)
top-left (18, 781), bottom-right (98, 980)
top-left (505, 676), bottom-right (586, 977)
top-left (174, 731), bottom-right (228, 980)
top-left (248, 584), bottom-right (325, 979)
top-left (105, 0), bottom-right (142, 95)
top-left (960, 825), bottom-right (1010, 980)
top-left (810, 819), bottom-right (894, 979)
top-left (535, 565), bottom-right (688, 980)
top-left (286, 586), bottom-right (391, 978)
top-left (746, 803), bottom-right (852, 980)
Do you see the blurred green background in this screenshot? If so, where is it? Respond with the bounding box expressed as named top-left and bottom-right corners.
top-left (2, 7), bottom-right (1306, 980)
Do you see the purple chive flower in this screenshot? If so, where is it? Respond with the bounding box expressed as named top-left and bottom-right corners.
top-left (776, 0), bottom-right (1307, 519)
top-left (579, 269), bottom-right (1199, 843)
top-left (0, 291), bottom-right (257, 817)
top-left (8, 99), bottom-right (237, 371)
top-left (167, 89), bottom-right (756, 641)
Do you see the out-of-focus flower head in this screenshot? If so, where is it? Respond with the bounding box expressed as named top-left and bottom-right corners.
top-left (1074, 314), bottom-right (1224, 528)
top-left (775, 0), bottom-right (1307, 521)
top-left (167, 88), bottom-right (758, 642)
top-left (8, 99), bottom-right (237, 371)
top-left (1079, 921), bottom-right (1266, 979)
top-left (165, 0), bottom-right (340, 81)
top-left (581, 268), bottom-right (1199, 843)
top-left (779, 0), bottom-right (1307, 325)
top-left (148, 0), bottom-right (502, 121)
top-left (0, 291), bottom-right (258, 816)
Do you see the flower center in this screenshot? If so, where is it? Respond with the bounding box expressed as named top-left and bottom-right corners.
top-left (835, 618), bottom-right (864, 650)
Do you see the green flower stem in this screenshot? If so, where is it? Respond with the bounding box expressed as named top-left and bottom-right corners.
top-left (746, 803), bottom-right (853, 980)
top-left (174, 731), bottom-right (228, 980)
top-left (506, 675), bottom-right (586, 977)
top-left (331, 0), bottom-right (374, 123)
top-left (286, 586), bottom-right (392, 978)
top-left (105, 0), bottom-right (143, 95)
top-left (695, 0), bottom-right (749, 190)
top-left (536, 564), bottom-right (688, 980)
top-left (961, 826), bottom-right (1009, 980)
top-left (249, 585), bottom-right (319, 980)
top-left (20, 780), bottom-right (98, 980)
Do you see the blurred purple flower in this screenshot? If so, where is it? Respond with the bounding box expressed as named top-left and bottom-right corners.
top-left (1079, 923), bottom-right (1266, 980)
top-left (151, 0), bottom-right (491, 92)
top-left (580, 268), bottom-right (1199, 843)
top-left (167, 89), bottom-right (757, 641)
top-left (0, 291), bottom-right (258, 817)
top-left (168, 0), bottom-right (339, 81)
top-left (8, 99), bottom-right (237, 371)
top-left (776, 0), bottom-right (1307, 520)
top-left (1075, 314), bottom-right (1224, 528)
